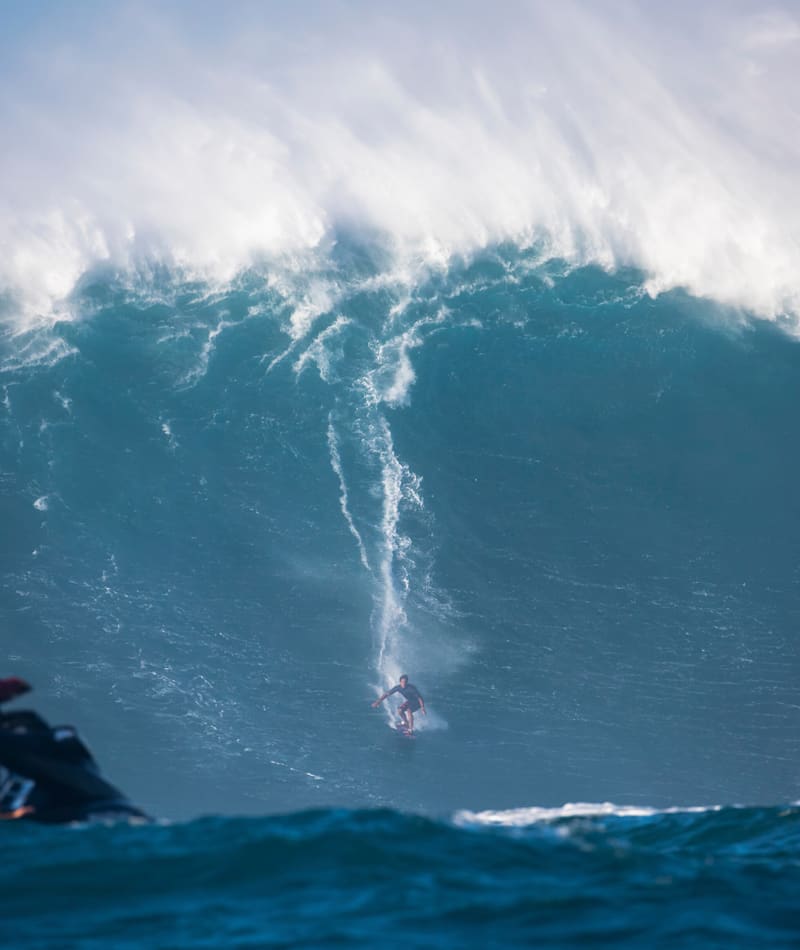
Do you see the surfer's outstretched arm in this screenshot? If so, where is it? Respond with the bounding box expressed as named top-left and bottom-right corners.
top-left (371, 685), bottom-right (399, 708)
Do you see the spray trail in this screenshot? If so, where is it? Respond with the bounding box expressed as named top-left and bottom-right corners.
top-left (326, 416), bottom-right (371, 572)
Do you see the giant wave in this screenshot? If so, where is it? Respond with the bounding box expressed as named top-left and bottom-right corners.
top-left (2, 245), bottom-right (799, 820)
top-left (3, 6), bottom-right (800, 945)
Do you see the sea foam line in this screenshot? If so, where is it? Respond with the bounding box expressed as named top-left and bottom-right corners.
top-left (453, 802), bottom-right (723, 828)
top-left (326, 416), bottom-right (371, 571)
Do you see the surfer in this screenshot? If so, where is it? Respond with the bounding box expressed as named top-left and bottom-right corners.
top-left (372, 675), bottom-right (426, 733)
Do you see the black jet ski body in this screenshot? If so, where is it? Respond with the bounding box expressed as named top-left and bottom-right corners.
top-left (0, 709), bottom-right (148, 824)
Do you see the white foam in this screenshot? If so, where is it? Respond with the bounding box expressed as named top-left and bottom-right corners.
top-left (180, 316), bottom-right (233, 386)
top-left (53, 390), bottom-right (72, 412)
top-left (326, 416), bottom-right (371, 571)
top-left (366, 308), bottom-right (448, 407)
top-left (0, 334), bottom-right (77, 372)
top-left (294, 315), bottom-right (351, 382)
top-left (454, 802), bottom-right (721, 827)
top-left (373, 417), bottom-right (410, 689)
top-left (160, 419), bottom-right (178, 450)
top-left (269, 759), bottom-right (324, 782)
top-left (412, 708), bottom-right (449, 733)
top-left (0, 2), bottom-right (798, 329)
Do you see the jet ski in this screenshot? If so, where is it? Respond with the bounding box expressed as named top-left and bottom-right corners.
top-left (0, 677), bottom-right (149, 824)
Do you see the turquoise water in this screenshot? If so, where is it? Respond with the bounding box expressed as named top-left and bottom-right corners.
top-left (3, 250), bottom-right (799, 815)
top-left (2, 247), bottom-right (800, 943)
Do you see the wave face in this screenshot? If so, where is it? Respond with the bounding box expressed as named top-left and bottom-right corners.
top-left (2, 246), bottom-right (799, 820)
top-left (6, 805), bottom-right (800, 947)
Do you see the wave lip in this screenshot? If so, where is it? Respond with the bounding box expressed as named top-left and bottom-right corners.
top-left (2, 2), bottom-right (800, 327)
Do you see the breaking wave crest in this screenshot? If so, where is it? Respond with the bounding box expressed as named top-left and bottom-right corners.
top-left (1, 1), bottom-right (799, 328)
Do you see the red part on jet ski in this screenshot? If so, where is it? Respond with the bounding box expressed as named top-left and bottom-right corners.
top-left (0, 678), bottom-right (32, 704)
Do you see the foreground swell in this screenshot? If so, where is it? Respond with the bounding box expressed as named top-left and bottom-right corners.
top-left (4, 804), bottom-right (800, 948)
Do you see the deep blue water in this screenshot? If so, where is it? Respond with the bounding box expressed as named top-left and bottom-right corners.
top-left (2, 245), bottom-right (800, 944)
top-left (3, 805), bottom-right (800, 948)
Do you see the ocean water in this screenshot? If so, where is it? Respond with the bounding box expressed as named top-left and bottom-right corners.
top-left (3, 249), bottom-right (800, 947)
top-left (3, 804), bottom-right (800, 948)
top-left (2, 1), bottom-right (800, 946)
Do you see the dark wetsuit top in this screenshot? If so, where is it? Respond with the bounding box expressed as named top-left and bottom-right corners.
top-left (388, 683), bottom-right (424, 712)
